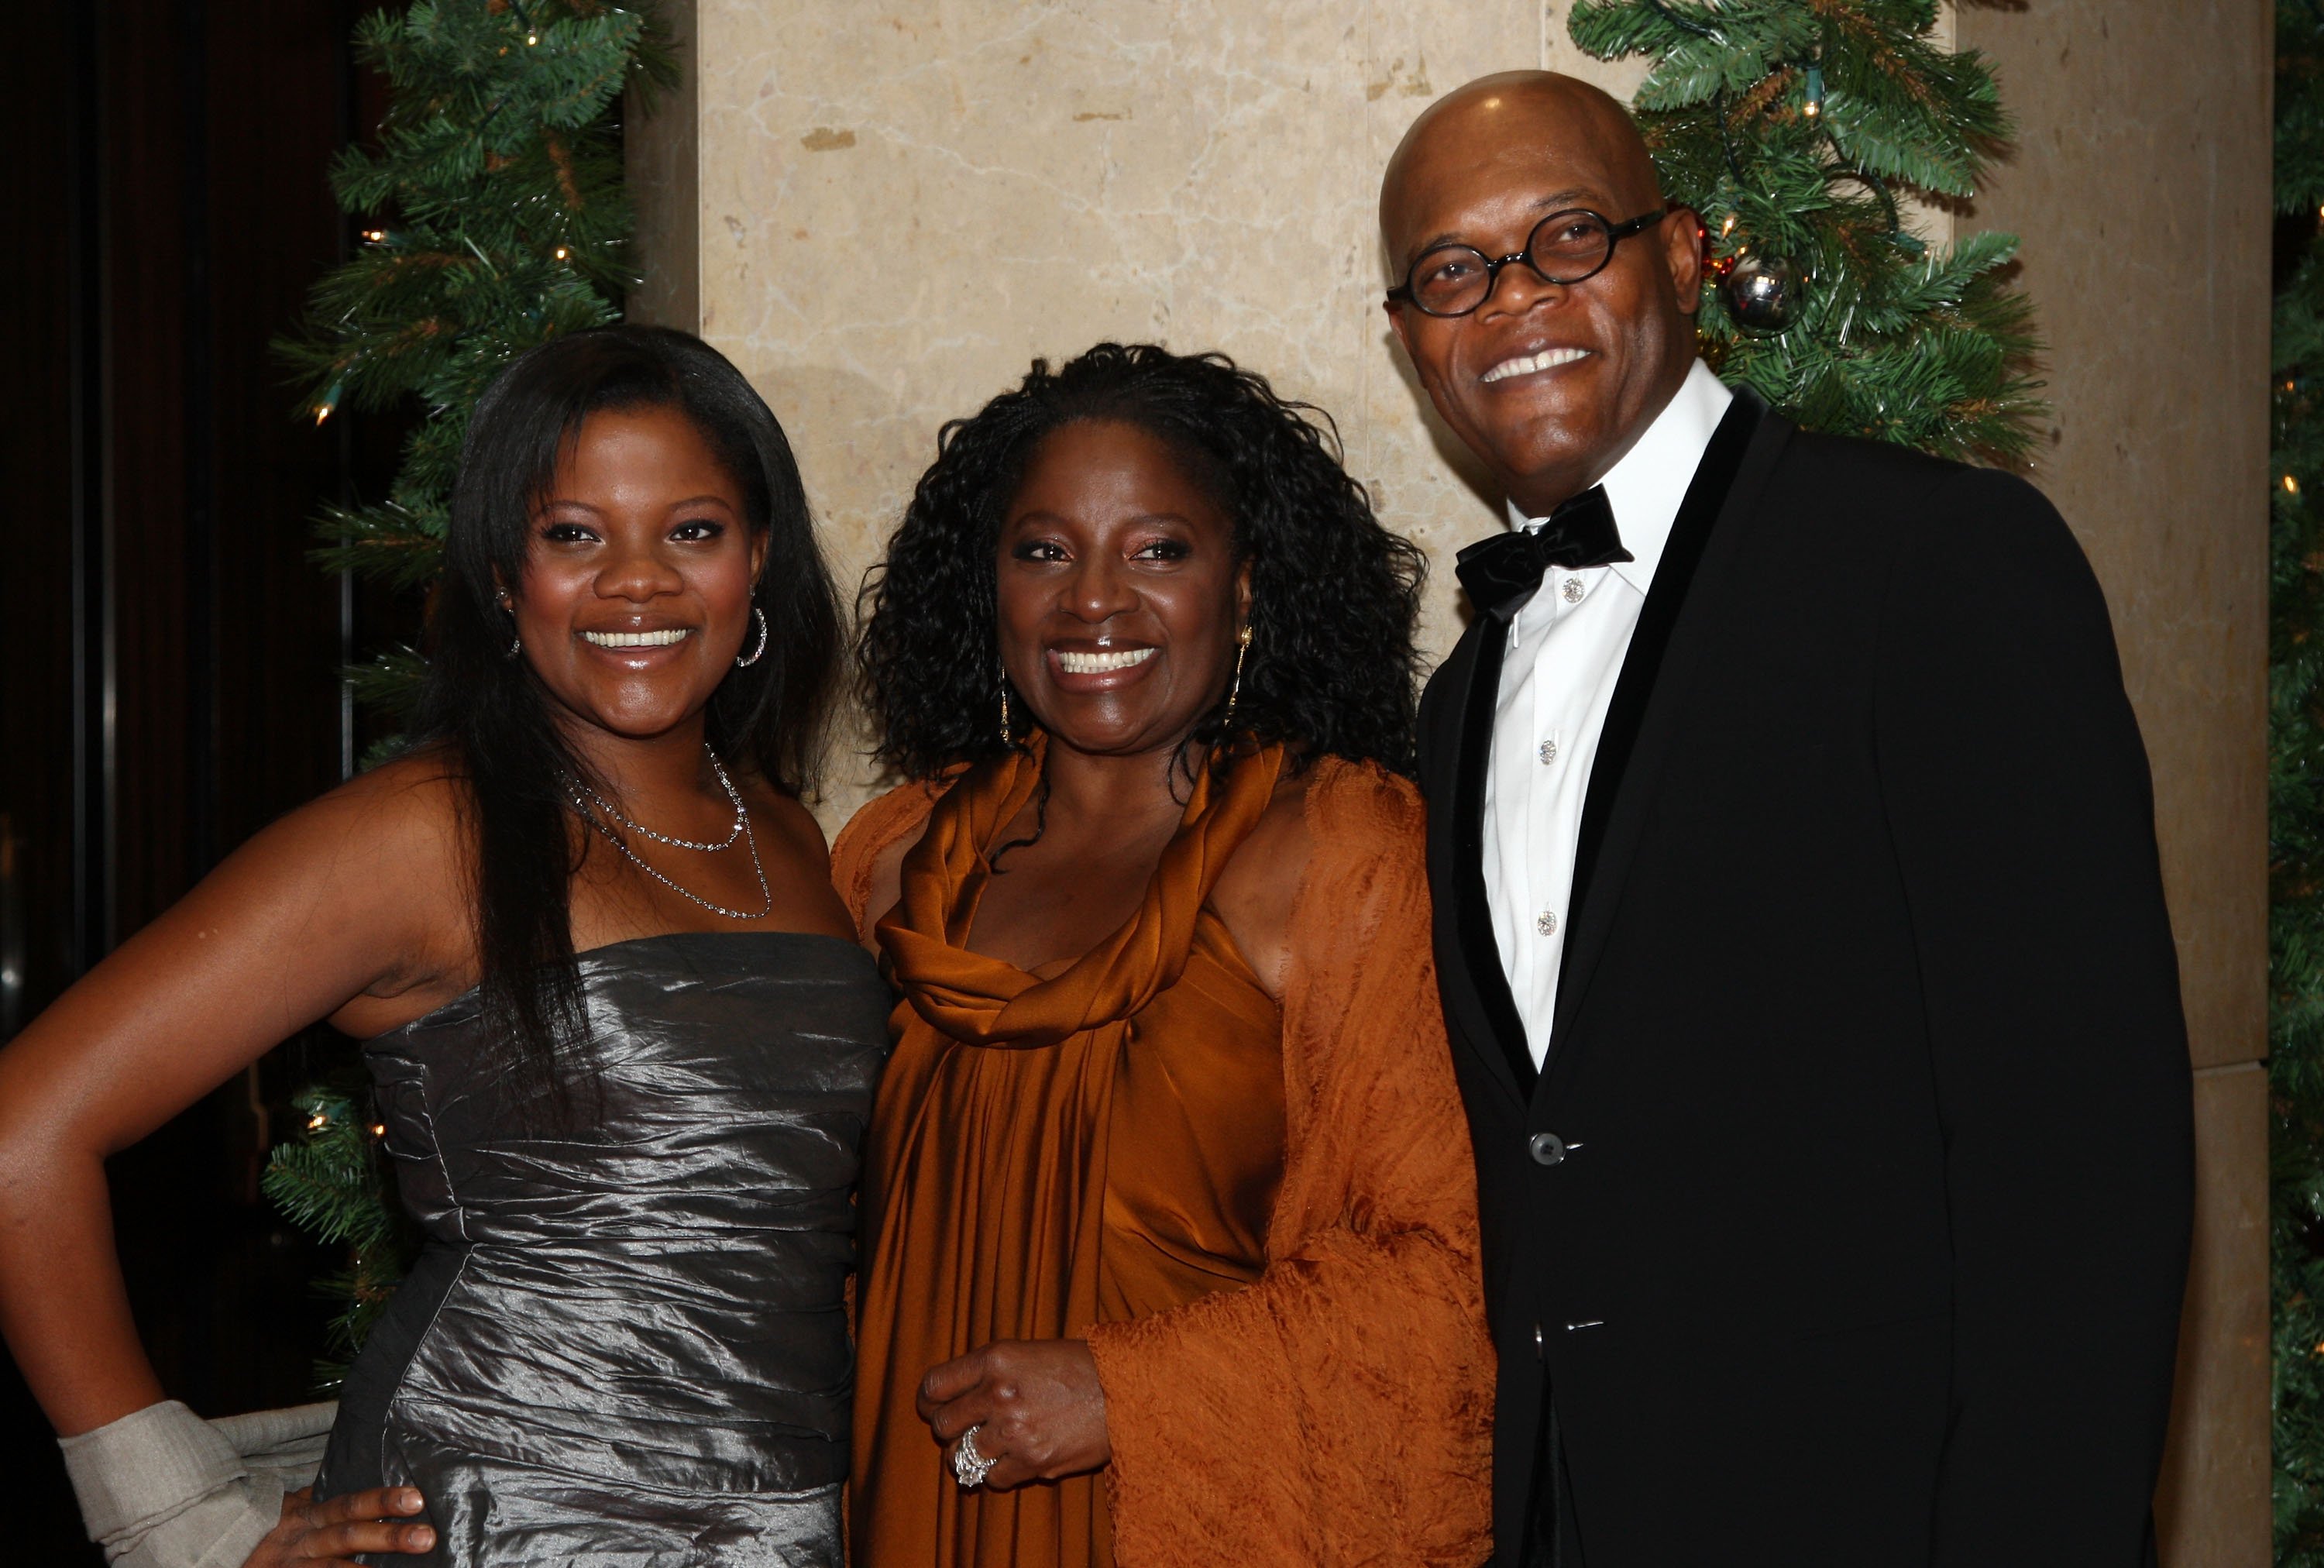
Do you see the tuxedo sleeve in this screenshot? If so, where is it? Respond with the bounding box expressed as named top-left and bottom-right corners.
top-left (1874, 467), bottom-right (2192, 1564)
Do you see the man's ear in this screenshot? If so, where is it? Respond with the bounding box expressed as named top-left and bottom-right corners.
top-left (1384, 297), bottom-right (1417, 361)
top-left (1662, 205), bottom-right (1705, 319)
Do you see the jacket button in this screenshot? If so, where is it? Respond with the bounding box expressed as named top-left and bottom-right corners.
top-left (1528, 1131), bottom-right (1567, 1167)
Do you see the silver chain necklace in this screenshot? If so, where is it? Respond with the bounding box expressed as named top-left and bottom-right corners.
top-left (566, 752), bottom-right (772, 922)
top-left (573, 746), bottom-right (746, 851)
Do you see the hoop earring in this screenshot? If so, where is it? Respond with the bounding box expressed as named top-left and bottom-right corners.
top-left (734, 606), bottom-right (768, 669)
top-left (1222, 623), bottom-right (1253, 729)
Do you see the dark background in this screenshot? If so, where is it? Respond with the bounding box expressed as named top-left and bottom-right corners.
top-left (2, 4), bottom-right (418, 1556)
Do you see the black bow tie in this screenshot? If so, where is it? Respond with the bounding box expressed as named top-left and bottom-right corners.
top-left (1453, 486), bottom-right (1632, 615)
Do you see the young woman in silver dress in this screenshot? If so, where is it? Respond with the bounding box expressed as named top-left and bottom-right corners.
top-left (0, 325), bottom-right (885, 1567)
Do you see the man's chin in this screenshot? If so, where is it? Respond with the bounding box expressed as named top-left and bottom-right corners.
top-left (1479, 427), bottom-right (1601, 509)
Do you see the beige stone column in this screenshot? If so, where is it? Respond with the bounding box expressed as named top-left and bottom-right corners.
top-left (633, 2), bottom-right (2272, 1558)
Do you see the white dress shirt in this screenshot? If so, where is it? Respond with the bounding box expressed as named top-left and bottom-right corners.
top-left (1481, 358), bottom-right (1733, 1067)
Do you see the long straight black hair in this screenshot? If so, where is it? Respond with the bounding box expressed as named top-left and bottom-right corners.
top-left (413, 325), bottom-right (838, 1088)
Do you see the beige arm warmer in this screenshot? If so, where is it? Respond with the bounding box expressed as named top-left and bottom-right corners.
top-left (60, 1398), bottom-right (336, 1567)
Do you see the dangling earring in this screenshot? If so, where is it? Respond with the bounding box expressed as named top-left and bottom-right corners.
top-left (499, 592), bottom-right (522, 658)
top-left (1222, 623), bottom-right (1253, 729)
top-left (734, 606), bottom-right (768, 668)
top-left (998, 665), bottom-right (1012, 745)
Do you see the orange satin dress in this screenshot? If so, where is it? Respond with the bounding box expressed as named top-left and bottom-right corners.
top-left (848, 740), bottom-right (1285, 1567)
top-left (837, 740), bottom-right (1494, 1568)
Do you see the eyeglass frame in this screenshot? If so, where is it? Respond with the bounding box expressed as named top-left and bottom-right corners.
top-left (1385, 207), bottom-right (1671, 318)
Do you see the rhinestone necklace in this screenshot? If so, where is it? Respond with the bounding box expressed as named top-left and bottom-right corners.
top-left (566, 755), bottom-right (772, 922)
top-left (572, 745), bottom-right (746, 851)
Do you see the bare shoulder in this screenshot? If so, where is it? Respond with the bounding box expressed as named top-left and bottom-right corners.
top-left (1210, 765), bottom-right (1317, 1001)
top-left (278, 748), bottom-right (478, 1022)
top-left (232, 746), bottom-right (467, 906)
top-left (42, 744), bottom-right (479, 1052)
top-left (1218, 758), bottom-right (1423, 903)
top-left (710, 773), bottom-right (855, 941)
top-left (1215, 758), bottom-right (1428, 1000)
top-left (1217, 765), bottom-right (1318, 895)
top-left (735, 776), bottom-right (833, 867)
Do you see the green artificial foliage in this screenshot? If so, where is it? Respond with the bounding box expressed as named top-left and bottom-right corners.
top-left (1570, 0), bottom-right (2044, 464)
top-left (263, 0), bottom-right (671, 1374)
top-left (260, 1083), bottom-right (413, 1384)
top-left (2274, 3), bottom-right (2324, 1556)
top-left (277, 0), bottom-right (673, 700)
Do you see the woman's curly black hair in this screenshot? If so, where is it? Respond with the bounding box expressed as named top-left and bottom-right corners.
top-left (857, 342), bottom-right (1427, 780)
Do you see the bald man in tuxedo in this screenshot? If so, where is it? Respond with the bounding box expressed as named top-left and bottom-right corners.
top-left (1383, 71), bottom-right (2192, 1567)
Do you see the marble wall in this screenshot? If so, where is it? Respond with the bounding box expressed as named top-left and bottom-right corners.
top-left (635, 0), bottom-right (1647, 823)
top-left (632, 1), bottom-right (2271, 1558)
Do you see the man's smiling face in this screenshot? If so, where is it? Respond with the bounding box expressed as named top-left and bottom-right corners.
top-left (1380, 74), bottom-right (1704, 518)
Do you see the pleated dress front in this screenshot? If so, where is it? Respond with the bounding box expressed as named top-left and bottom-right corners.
top-left (837, 739), bottom-right (1496, 1568)
top-left (846, 740), bottom-right (1287, 1567)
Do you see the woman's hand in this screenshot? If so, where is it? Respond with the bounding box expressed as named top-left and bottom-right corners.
top-left (917, 1339), bottom-right (1110, 1491)
top-left (242, 1486), bottom-right (435, 1566)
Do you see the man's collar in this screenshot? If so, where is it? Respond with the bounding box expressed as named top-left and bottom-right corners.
top-left (1506, 358), bottom-right (1734, 594)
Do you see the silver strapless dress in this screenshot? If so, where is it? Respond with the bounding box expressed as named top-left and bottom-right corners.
top-left (313, 931), bottom-right (889, 1567)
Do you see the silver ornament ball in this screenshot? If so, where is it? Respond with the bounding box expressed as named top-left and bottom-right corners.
top-left (1724, 253), bottom-right (1801, 333)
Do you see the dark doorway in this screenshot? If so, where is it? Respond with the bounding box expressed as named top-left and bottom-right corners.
top-left (2, 4), bottom-right (412, 1555)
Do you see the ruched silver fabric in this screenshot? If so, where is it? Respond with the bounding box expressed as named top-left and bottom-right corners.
top-left (312, 931), bottom-right (889, 1567)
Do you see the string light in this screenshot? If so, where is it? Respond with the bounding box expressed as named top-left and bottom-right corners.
top-left (307, 1110), bottom-right (329, 1132)
top-left (362, 228), bottom-right (386, 243)
top-left (371, 1123), bottom-right (387, 1138)
top-left (554, 246), bottom-right (569, 260)
top-left (1803, 64), bottom-right (1824, 119)
top-left (527, 32), bottom-right (538, 44)
top-left (2288, 474), bottom-right (2302, 496)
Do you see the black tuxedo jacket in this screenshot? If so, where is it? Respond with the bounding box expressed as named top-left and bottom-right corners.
top-left (1418, 391), bottom-right (2194, 1567)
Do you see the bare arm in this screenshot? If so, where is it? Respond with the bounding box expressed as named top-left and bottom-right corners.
top-left (0, 758), bottom-right (467, 1437)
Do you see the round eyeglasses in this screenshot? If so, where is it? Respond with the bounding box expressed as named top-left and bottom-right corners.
top-left (1387, 208), bottom-right (1667, 318)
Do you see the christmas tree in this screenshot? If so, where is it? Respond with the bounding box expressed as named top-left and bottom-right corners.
top-left (1570, 0), bottom-right (2044, 464)
top-left (277, 0), bottom-right (672, 721)
top-left (263, 0), bottom-right (671, 1379)
top-left (2267, 0), bottom-right (2324, 1555)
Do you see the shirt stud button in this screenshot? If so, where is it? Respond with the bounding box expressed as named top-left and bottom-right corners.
top-left (1535, 910), bottom-right (1558, 937)
top-left (1538, 738), bottom-right (1558, 765)
top-left (1561, 576), bottom-right (1584, 603)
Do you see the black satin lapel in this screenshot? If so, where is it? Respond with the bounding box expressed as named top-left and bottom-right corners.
top-left (1545, 390), bottom-right (1793, 1069)
top-left (1445, 606), bottom-right (1541, 1098)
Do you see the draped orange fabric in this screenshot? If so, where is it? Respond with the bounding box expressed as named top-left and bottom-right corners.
top-left (835, 742), bottom-right (1494, 1567)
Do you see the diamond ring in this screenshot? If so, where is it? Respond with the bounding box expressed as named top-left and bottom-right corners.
top-left (951, 1422), bottom-right (996, 1489)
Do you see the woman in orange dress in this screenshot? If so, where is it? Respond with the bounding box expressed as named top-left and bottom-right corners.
top-left (836, 343), bottom-right (1493, 1566)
